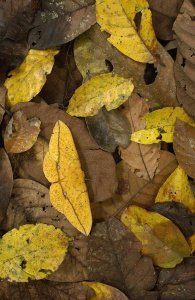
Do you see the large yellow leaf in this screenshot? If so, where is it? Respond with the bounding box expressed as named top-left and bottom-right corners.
top-left (4, 49), bottom-right (59, 108)
top-left (121, 205), bottom-right (191, 268)
top-left (0, 224), bottom-right (69, 282)
top-left (131, 107), bottom-right (195, 144)
top-left (67, 73), bottom-right (134, 117)
top-left (155, 166), bottom-right (195, 213)
top-left (43, 120), bottom-right (92, 235)
top-left (96, 0), bottom-right (157, 63)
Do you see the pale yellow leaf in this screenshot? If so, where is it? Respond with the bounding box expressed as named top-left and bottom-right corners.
top-left (83, 282), bottom-right (128, 300)
top-left (155, 166), bottom-right (195, 213)
top-left (188, 234), bottom-right (195, 253)
top-left (0, 224), bottom-right (69, 282)
top-left (4, 49), bottom-right (59, 108)
top-left (121, 205), bottom-right (191, 268)
top-left (67, 73), bottom-right (134, 117)
top-left (43, 120), bottom-right (92, 235)
top-left (131, 107), bottom-right (195, 144)
top-left (96, 0), bottom-right (157, 63)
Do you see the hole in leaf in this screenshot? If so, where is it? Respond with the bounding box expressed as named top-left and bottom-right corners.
top-left (26, 238), bottom-right (30, 244)
top-left (42, 206), bottom-right (46, 212)
top-left (181, 58), bottom-right (186, 67)
top-left (144, 63), bottom-right (158, 85)
top-left (105, 59), bottom-right (113, 72)
top-left (134, 12), bottom-right (142, 31)
top-left (32, 41), bottom-right (37, 46)
top-left (20, 259), bottom-right (27, 269)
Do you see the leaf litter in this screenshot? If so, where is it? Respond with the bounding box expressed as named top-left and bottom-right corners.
top-left (0, 0), bottom-right (194, 299)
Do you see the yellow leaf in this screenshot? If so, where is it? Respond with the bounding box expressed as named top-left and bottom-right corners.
top-left (0, 224), bottom-right (69, 282)
top-left (67, 73), bottom-right (134, 117)
top-left (131, 107), bottom-right (195, 144)
top-left (43, 120), bottom-right (92, 235)
top-left (121, 205), bottom-right (191, 268)
top-left (83, 282), bottom-right (112, 300)
top-left (4, 49), bottom-right (59, 108)
top-left (96, 0), bottom-right (157, 63)
top-left (155, 166), bottom-right (195, 213)
top-left (188, 234), bottom-right (195, 253)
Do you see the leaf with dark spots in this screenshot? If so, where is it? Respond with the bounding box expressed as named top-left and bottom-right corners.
top-left (0, 148), bottom-right (13, 224)
top-left (157, 257), bottom-right (195, 300)
top-left (2, 179), bottom-right (79, 237)
top-left (86, 108), bottom-right (131, 152)
top-left (86, 218), bottom-right (157, 300)
top-left (28, 0), bottom-right (96, 49)
top-left (173, 119), bottom-right (195, 180)
top-left (151, 202), bottom-right (195, 237)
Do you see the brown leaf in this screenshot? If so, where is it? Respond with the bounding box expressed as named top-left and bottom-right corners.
top-left (157, 257), bottom-right (195, 300)
top-left (0, 86), bottom-right (6, 125)
top-left (28, 0), bottom-right (96, 49)
top-left (151, 202), bottom-right (195, 237)
top-left (86, 218), bottom-right (157, 300)
top-left (120, 94), bottom-right (160, 180)
top-left (2, 179), bottom-right (79, 236)
top-left (11, 102), bottom-right (117, 202)
top-left (86, 108), bottom-right (131, 152)
top-left (4, 110), bottom-right (41, 153)
top-left (173, 119), bottom-right (195, 179)
top-left (0, 148), bottom-right (13, 223)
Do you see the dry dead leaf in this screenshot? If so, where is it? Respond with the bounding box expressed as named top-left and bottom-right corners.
top-left (96, 0), bottom-right (157, 63)
top-left (4, 110), bottom-right (41, 153)
top-left (74, 24), bottom-right (177, 108)
top-left (0, 148), bottom-right (13, 223)
top-left (173, 119), bottom-right (195, 180)
top-left (2, 179), bottom-right (79, 237)
top-left (11, 102), bottom-right (117, 202)
top-left (121, 205), bottom-right (191, 268)
top-left (155, 166), bottom-right (195, 213)
top-left (86, 218), bottom-right (157, 300)
top-left (120, 94), bottom-right (160, 180)
top-left (157, 257), bottom-right (195, 300)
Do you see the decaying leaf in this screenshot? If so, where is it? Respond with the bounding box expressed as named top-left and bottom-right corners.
top-left (3, 179), bottom-right (79, 237)
top-left (96, 0), bottom-right (157, 63)
top-left (86, 218), bottom-right (157, 300)
top-left (67, 73), bottom-right (134, 117)
top-left (0, 224), bottom-right (69, 282)
top-left (43, 120), bottom-right (92, 235)
top-left (155, 166), bottom-right (195, 213)
top-left (173, 119), bottom-right (195, 180)
top-left (151, 202), bottom-right (195, 237)
top-left (86, 108), bottom-right (131, 152)
top-left (120, 94), bottom-right (160, 180)
top-left (0, 86), bottom-right (6, 125)
top-left (83, 282), bottom-right (129, 300)
top-left (11, 101), bottom-right (117, 202)
top-left (0, 148), bottom-right (13, 223)
top-left (121, 205), bottom-right (191, 268)
top-left (189, 235), bottom-right (195, 253)
top-left (4, 49), bottom-right (59, 107)
top-left (157, 257), bottom-right (195, 300)
top-left (4, 110), bottom-right (41, 153)
top-left (131, 107), bottom-right (195, 144)
top-left (28, 0), bottom-right (96, 49)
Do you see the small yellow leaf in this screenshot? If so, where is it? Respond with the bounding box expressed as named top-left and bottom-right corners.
top-left (96, 0), bottom-right (157, 63)
top-left (83, 282), bottom-right (112, 299)
top-left (0, 224), bottom-right (69, 282)
top-left (131, 107), bottom-right (195, 144)
top-left (4, 49), bottom-right (59, 108)
top-left (43, 120), bottom-right (92, 235)
top-left (67, 73), bottom-right (134, 117)
top-left (4, 110), bottom-right (41, 153)
top-left (121, 205), bottom-right (191, 268)
top-left (155, 166), bottom-right (195, 213)
top-left (188, 234), bottom-right (195, 253)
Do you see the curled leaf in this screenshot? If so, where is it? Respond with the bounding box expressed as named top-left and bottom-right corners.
top-left (121, 205), bottom-right (191, 268)
top-left (0, 224), bottom-right (69, 282)
top-left (43, 120), bottom-right (92, 235)
top-left (131, 107), bottom-right (195, 144)
top-left (96, 0), bottom-right (157, 63)
top-left (4, 49), bottom-right (59, 107)
top-left (67, 73), bottom-right (134, 117)
top-left (4, 110), bottom-right (41, 153)
top-left (155, 166), bottom-right (195, 213)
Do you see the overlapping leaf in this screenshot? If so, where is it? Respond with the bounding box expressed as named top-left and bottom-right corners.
top-left (0, 224), bottom-right (69, 282)
top-left (83, 282), bottom-right (129, 299)
top-left (43, 120), bottom-right (92, 235)
top-left (121, 205), bottom-right (191, 268)
top-left (96, 0), bottom-right (157, 63)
